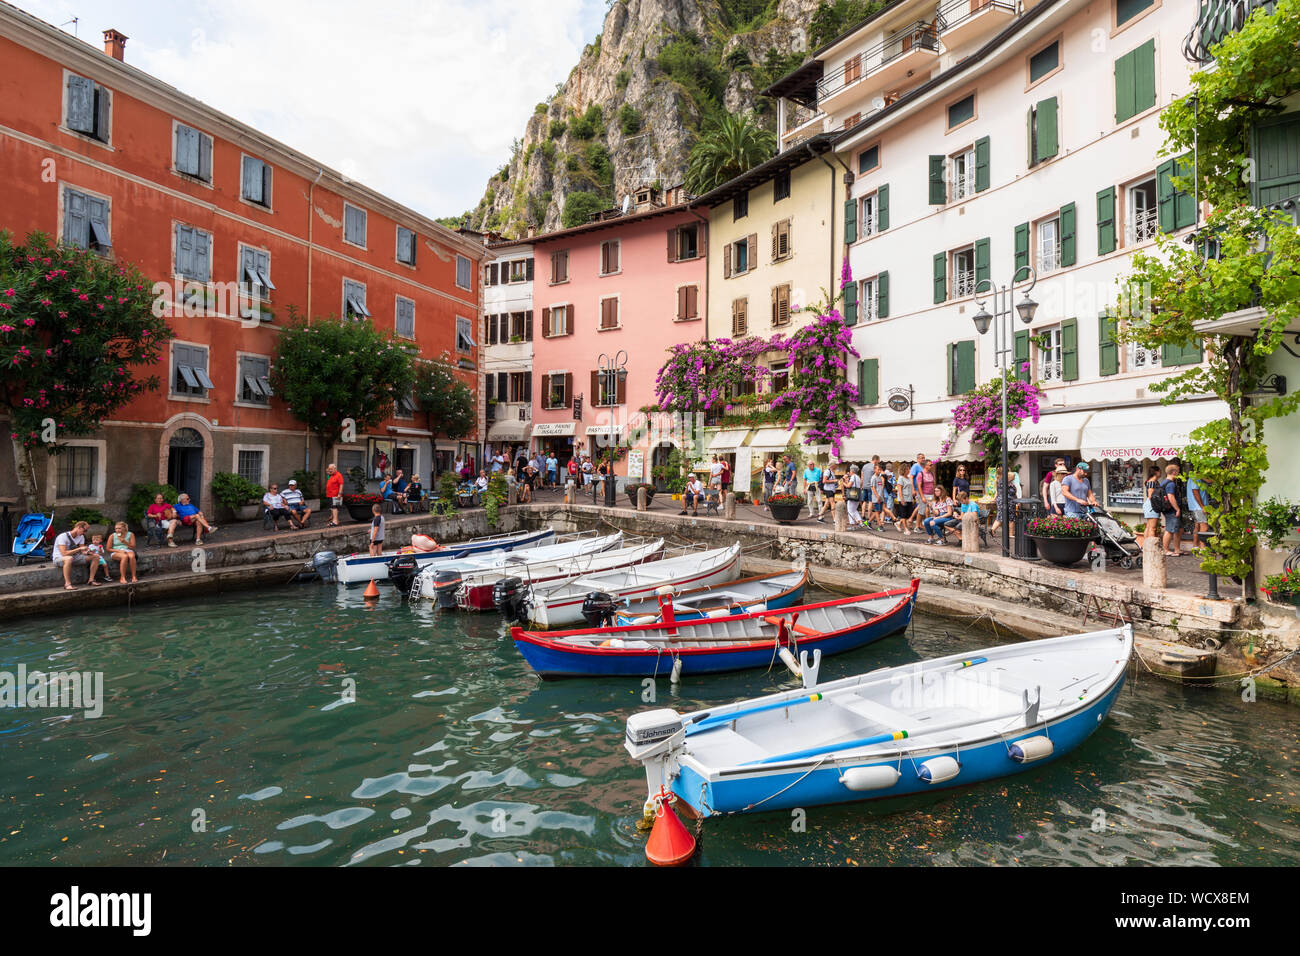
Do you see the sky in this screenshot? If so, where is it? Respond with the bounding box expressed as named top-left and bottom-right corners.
top-left (11, 0), bottom-right (608, 219)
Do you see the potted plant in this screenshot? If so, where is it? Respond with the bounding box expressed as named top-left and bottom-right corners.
top-left (1261, 568), bottom-right (1300, 607)
top-left (211, 472), bottom-right (265, 521)
top-left (1026, 514), bottom-right (1097, 566)
top-left (767, 492), bottom-right (805, 524)
top-left (342, 492), bottom-right (383, 522)
top-left (66, 507), bottom-right (110, 538)
top-left (625, 482), bottom-right (657, 506)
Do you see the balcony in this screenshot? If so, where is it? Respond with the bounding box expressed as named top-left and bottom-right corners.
top-left (937, 0), bottom-right (1017, 51)
top-left (816, 22), bottom-right (940, 113)
top-left (1185, 0), bottom-right (1277, 64)
top-left (1127, 207), bottom-right (1159, 245)
top-left (781, 101), bottom-right (825, 149)
top-left (953, 270), bottom-right (975, 298)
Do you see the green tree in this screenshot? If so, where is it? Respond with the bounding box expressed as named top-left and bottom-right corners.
top-left (809, 0), bottom-right (885, 50)
top-left (684, 112), bottom-right (776, 195)
top-left (562, 191), bottom-right (607, 228)
top-left (0, 231), bottom-right (173, 508)
top-left (1118, 0), bottom-right (1300, 585)
top-left (413, 361), bottom-right (476, 480)
top-left (270, 309), bottom-right (416, 489)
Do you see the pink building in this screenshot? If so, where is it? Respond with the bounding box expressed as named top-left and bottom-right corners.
top-left (531, 189), bottom-right (707, 483)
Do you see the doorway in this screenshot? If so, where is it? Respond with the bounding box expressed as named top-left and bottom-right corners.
top-left (167, 427), bottom-right (205, 506)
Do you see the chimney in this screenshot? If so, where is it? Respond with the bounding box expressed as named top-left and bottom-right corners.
top-left (103, 29), bottom-right (128, 62)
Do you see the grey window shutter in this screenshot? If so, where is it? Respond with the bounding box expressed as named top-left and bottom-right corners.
top-left (87, 198), bottom-right (110, 248)
top-left (198, 133), bottom-right (212, 181)
top-left (261, 163), bottom-right (273, 206)
top-left (175, 225), bottom-right (192, 277)
top-left (194, 230), bottom-right (211, 282)
top-left (67, 74), bottom-right (95, 133)
top-left (242, 157), bottom-right (260, 202)
top-left (94, 85), bottom-right (109, 140)
top-left (256, 250), bottom-right (274, 289)
top-left (176, 125), bottom-right (198, 175)
top-left (64, 188), bottom-right (88, 247)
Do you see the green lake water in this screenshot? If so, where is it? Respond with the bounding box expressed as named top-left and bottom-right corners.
top-left (0, 583), bottom-right (1296, 867)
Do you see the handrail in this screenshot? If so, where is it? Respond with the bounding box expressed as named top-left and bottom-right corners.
top-left (936, 0), bottom-right (1016, 33)
top-left (815, 21), bottom-right (939, 101)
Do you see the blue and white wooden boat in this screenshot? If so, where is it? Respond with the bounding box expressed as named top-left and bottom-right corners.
top-left (510, 581), bottom-right (917, 679)
top-left (612, 568), bottom-right (808, 626)
top-left (328, 527), bottom-right (555, 585)
top-left (624, 624), bottom-right (1133, 820)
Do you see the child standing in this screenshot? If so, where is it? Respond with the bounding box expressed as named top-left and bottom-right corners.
top-left (369, 503), bottom-right (386, 556)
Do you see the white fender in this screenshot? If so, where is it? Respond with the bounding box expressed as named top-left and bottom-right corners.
top-left (1007, 735), bottom-right (1054, 763)
top-left (917, 755), bottom-right (961, 784)
top-left (841, 765), bottom-right (901, 792)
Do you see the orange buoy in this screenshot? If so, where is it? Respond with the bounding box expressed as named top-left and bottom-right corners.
top-left (362, 579), bottom-right (380, 599)
top-left (645, 788), bottom-right (696, 866)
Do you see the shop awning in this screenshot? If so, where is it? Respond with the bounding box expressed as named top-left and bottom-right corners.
top-left (747, 427), bottom-right (798, 451)
top-left (839, 422), bottom-right (947, 462)
top-left (1080, 400), bottom-right (1230, 461)
top-left (531, 422), bottom-right (576, 437)
top-left (1007, 411), bottom-right (1095, 455)
top-left (707, 429), bottom-right (751, 451)
top-left (487, 420), bottom-right (532, 442)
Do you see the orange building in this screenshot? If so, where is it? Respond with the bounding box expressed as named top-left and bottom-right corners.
top-left (0, 5), bottom-right (484, 515)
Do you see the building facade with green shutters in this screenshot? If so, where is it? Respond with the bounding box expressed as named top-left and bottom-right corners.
top-left (764, 0), bottom-right (1214, 510)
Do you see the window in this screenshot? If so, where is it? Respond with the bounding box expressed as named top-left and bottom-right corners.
top-left (62, 187), bottom-right (110, 252)
top-left (396, 391), bottom-right (417, 419)
top-left (951, 246), bottom-right (976, 298)
top-left (344, 204), bottom-right (367, 247)
top-left (508, 372), bottom-right (531, 404)
top-left (174, 123), bottom-right (212, 182)
top-left (238, 354), bottom-right (272, 405)
top-left (64, 72), bottom-right (110, 143)
top-left (842, 112), bottom-right (862, 131)
top-left (770, 362), bottom-right (789, 393)
top-left (551, 249), bottom-right (569, 283)
top-left (951, 146), bottom-right (977, 201)
top-left (1115, 39), bottom-right (1156, 124)
top-left (343, 279), bottom-right (370, 320)
top-left (771, 284), bottom-right (792, 327)
top-left (1028, 97), bottom-right (1059, 167)
top-left (544, 373), bottom-right (571, 409)
top-left (725, 235), bottom-right (756, 277)
top-left (843, 53), bottom-right (862, 85)
top-left (546, 304), bottom-right (573, 337)
top-left (57, 445), bottom-right (97, 498)
top-left (1116, 0), bottom-right (1156, 28)
top-left (172, 343), bottom-right (213, 398)
top-left (1129, 341), bottom-right (1162, 371)
top-left (860, 193), bottom-right (877, 238)
top-left (456, 316), bottom-right (475, 353)
top-left (860, 277), bottom-right (877, 322)
top-left (1029, 40), bottom-right (1060, 86)
top-left (1127, 176), bottom-right (1158, 243)
top-left (241, 156), bottom-right (272, 207)
top-left (774, 171), bottom-right (791, 202)
top-left (395, 297), bottom-right (415, 339)
top-left (1036, 216), bottom-right (1060, 274)
top-left (456, 255), bottom-right (473, 290)
top-left (858, 144), bottom-right (879, 175)
top-left (506, 310), bottom-right (533, 342)
top-left (676, 285), bottom-right (700, 321)
top-left (731, 297), bottom-right (748, 336)
top-left (593, 368), bottom-right (625, 407)
top-left (174, 224), bottom-right (211, 282)
top-left (599, 296), bottom-right (619, 330)
top-left (240, 246), bottom-right (275, 318)
top-left (396, 226), bottom-right (417, 266)
top-left (508, 259), bottom-right (533, 282)
top-left (734, 192), bottom-right (748, 221)
top-left (669, 223), bottom-right (700, 261)
top-left (771, 219), bottom-right (792, 262)
top-left (947, 93), bottom-right (976, 130)
top-left (237, 449), bottom-right (264, 485)
top-left (1036, 325), bottom-right (1065, 382)
top-left (599, 240), bottom-right (620, 275)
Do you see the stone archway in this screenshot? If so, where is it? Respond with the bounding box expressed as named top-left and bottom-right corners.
top-left (158, 414), bottom-right (214, 507)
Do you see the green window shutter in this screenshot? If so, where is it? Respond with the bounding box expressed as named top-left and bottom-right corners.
top-left (1253, 112), bottom-right (1300, 206)
top-left (1096, 187), bottom-right (1117, 255)
top-left (1174, 153), bottom-right (1197, 228)
top-left (1133, 39), bottom-right (1156, 117)
top-left (1115, 49), bottom-right (1136, 123)
top-left (877, 184), bottom-right (890, 231)
top-left (1157, 159), bottom-right (1177, 233)
top-left (933, 253), bottom-right (947, 304)
top-left (1163, 341), bottom-right (1204, 367)
top-left (975, 136), bottom-right (990, 192)
top-left (975, 237), bottom-right (990, 287)
top-left (1059, 202), bottom-right (1076, 267)
top-left (1014, 222), bottom-right (1029, 275)
top-left (876, 271), bottom-right (889, 318)
top-left (957, 340), bottom-right (976, 394)
top-left (928, 155), bottom-right (946, 204)
top-left (946, 343), bottom-right (957, 395)
top-left (1061, 318), bottom-right (1079, 381)
top-left (844, 198), bottom-right (857, 244)
top-left (843, 281), bottom-right (858, 325)
top-left (858, 358), bottom-right (879, 406)
top-left (1036, 97), bottom-right (1058, 163)
top-left (1098, 313), bottom-right (1119, 376)
top-left (1014, 330), bottom-right (1031, 381)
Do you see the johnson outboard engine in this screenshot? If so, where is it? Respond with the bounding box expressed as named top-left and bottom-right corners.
top-left (432, 569), bottom-right (464, 609)
top-left (311, 551), bottom-right (338, 584)
top-left (493, 576), bottom-right (529, 624)
top-left (581, 591), bottom-right (620, 628)
top-left (387, 554), bottom-right (419, 597)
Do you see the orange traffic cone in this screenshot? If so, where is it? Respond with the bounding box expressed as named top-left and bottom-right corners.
top-left (363, 579), bottom-right (380, 599)
top-left (645, 789), bottom-right (696, 866)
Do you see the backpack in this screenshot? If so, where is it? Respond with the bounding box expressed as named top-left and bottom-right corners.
top-left (1149, 482), bottom-right (1173, 514)
top-left (883, 473), bottom-right (895, 496)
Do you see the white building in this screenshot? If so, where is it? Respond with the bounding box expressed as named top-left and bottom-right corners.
top-left (765, 0), bottom-right (1220, 514)
top-left (482, 241), bottom-right (536, 468)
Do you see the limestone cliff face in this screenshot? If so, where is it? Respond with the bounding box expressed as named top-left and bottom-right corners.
top-left (468, 0), bottom-right (821, 235)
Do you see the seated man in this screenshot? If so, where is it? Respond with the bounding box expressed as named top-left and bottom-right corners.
top-left (175, 493), bottom-right (217, 545)
top-left (380, 473), bottom-right (407, 514)
top-left (281, 479), bottom-right (311, 528)
top-left (262, 485), bottom-right (292, 532)
top-left (680, 476), bottom-right (705, 516)
top-left (52, 520), bottom-right (100, 590)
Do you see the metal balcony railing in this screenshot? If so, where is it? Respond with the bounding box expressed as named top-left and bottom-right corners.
top-left (1185, 0), bottom-right (1277, 64)
top-left (1038, 239), bottom-right (1060, 274)
top-left (1128, 207), bottom-right (1159, 244)
top-left (816, 22), bottom-right (939, 101)
top-left (953, 270), bottom-right (975, 297)
top-left (951, 171), bottom-right (974, 201)
top-left (937, 0), bottom-right (1017, 33)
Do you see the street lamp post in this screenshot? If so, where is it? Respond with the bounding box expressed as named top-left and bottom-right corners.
top-left (595, 350), bottom-right (628, 508)
top-left (971, 266), bottom-right (1038, 559)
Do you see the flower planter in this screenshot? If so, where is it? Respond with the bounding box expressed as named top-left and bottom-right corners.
top-left (343, 496), bottom-right (382, 522)
top-left (1028, 534), bottom-right (1093, 567)
top-left (769, 502), bottom-right (804, 524)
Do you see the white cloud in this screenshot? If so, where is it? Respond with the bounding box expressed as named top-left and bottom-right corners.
top-left (10, 0), bottom-right (606, 218)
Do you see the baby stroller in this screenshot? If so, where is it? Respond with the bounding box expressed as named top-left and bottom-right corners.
top-left (12, 512), bottom-right (53, 566)
top-left (1087, 508), bottom-right (1142, 570)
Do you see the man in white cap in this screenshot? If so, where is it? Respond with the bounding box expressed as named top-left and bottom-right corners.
top-left (281, 478), bottom-right (311, 529)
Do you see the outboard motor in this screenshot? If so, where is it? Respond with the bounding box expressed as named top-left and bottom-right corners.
top-left (433, 569), bottom-right (464, 609)
top-left (581, 591), bottom-right (620, 628)
top-left (387, 554), bottom-right (420, 597)
top-left (312, 551), bottom-right (338, 584)
top-left (493, 576), bottom-right (530, 624)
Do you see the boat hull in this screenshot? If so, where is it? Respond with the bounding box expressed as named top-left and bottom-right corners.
top-left (334, 528), bottom-right (554, 585)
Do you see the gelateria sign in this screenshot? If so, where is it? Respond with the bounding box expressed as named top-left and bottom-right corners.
top-left (1007, 412), bottom-right (1092, 453)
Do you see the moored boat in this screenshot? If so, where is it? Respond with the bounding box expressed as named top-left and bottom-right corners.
top-left (624, 624), bottom-right (1133, 822)
top-left (611, 568), bottom-right (808, 626)
top-left (462, 537), bottom-right (667, 610)
top-left (323, 527), bottom-right (555, 585)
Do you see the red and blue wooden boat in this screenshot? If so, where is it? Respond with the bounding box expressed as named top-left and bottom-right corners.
top-left (510, 579), bottom-right (919, 679)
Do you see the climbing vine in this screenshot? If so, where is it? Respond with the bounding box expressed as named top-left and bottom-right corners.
top-left (939, 366), bottom-right (1045, 464)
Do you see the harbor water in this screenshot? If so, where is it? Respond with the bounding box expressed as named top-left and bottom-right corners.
top-left (0, 584), bottom-right (1296, 866)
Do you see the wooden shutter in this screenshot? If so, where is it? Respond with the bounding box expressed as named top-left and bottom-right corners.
top-left (932, 253), bottom-right (947, 304)
top-left (193, 229), bottom-right (210, 283)
top-left (858, 358), bottom-right (878, 406)
top-left (1133, 39), bottom-right (1156, 118)
top-left (928, 155), bottom-right (946, 204)
top-left (94, 85), bottom-right (109, 141)
top-left (723, 242), bottom-right (733, 279)
top-left (526, 257), bottom-right (534, 280)
top-left (616, 372), bottom-right (627, 405)
top-left (975, 238), bottom-right (990, 287)
top-left (1014, 330), bottom-right (1031, 381)
top-left (975, 136), bottom-right (990, 192)
top-left (1254, 113), bottom-right (1300, 205)
top-left (539, 374), bottom-right (549, 407)
top-left (1115, 47), bottom-right (1136, 123)
top-left (87, 197), bottom-right (110, 249)
top-left (1014, 222), bottom-right (1030, 275)
top-left (1157, 159), bottom-right (1177, 233)
top-left (732, 298), bottom-right (747, 336)
top-left (1061, 318), bottom-right (1079, 381)
top-left (1097, 187), bottom-right (1117, 255)
top-left (488, 263), bottom-right (498, 285)
top-left (877, 271), bottom-right (890, 319)
top-left (946, 343), bottom-right (956, 394)
top-left (600, 242), bottom-right (609, 274)
top-left (1174, 153), bottom-right (1197, 229)
top-left (843, 282), bottom-right (858, 326)
top-left (1162, 341), bottom-right (1204, 367)
top-left (261, 163), bottom-right (273, 206)
top-left (667, 227), bottom-right (678, 263)
top-left (688, 286), bottom-right (698, 318)
top-left (746, 234), bottom-right (757, 271)
top-left (877, 184), bottom-right (890, 231)
top-left (487, 373), bottom-right (496, 402)
top-left (1059, 202), bottom-right (1077, 267)
top-left (844, 199), bottom-right (857, 243)
top-left (242, 157), bottom-right (260, 202)
top-left (957, 340), bottom-right (976, 394)
top-left (526, 310), bottom-right (534, 340)
top-left (198, 133), bottom-right (212, 182)
top-left (566, 304), bottom-right (575, 334)
top-left (564, 372), bottom-right (573, 407)
top-left (176, 124), bottom-right (198, 175)
top-left (591, 370), bottom-right (601, 406)
top-left (175, 225), bottom-right (193, 278)
top-left (610, 241), bottom-right (620, 273)
top-left (1036, 97), bottom-right (1058, 162)
top-left (677, 286), bottom-right (687, 320)
top-left (67, 74), bottom-right (95, 133)
top-left (1098, 313), bottom-right (1119, 376)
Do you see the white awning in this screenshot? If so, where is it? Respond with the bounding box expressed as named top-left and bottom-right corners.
top-left (839, 422), bottom-right (947, 462)
top-left (531, 421), bottom-right (576, 437)
top-left (708, 429), bottom-right (750, 451)
top-left (487, 420), bottom-right (532, 442)
top-left (1007, 411), bottom-right (1095, 455)
top-left (747, 427), bottom-right (797, 451)
top-left (1080, 400), bottom-right (1230, 461)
